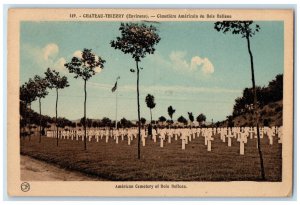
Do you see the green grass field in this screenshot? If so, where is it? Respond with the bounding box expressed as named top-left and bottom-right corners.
top-left (20, 132), bottom-right (282, 181)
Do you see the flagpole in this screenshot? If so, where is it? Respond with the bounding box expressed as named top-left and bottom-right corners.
top-left (112, 76), bottom-right (120, 130)
top-left (115, 88), bottom-right (118, 129)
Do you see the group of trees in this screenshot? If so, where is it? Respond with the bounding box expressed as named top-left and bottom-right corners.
top-left (78, 117), bottom-right (134, 129)
top-left (232, 74), bottom-right (283, 117)
top-left (21, 49), bottom-right (104, 150)
top-left (173, 113), bottom-right (206, 127)
top-left (144, 93), bottom-right (207, 128)
top-left (20, 68), bottom-right (69, 145)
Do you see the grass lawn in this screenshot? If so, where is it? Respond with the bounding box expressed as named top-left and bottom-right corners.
top-left (20, 131), bottom-right (282, 181)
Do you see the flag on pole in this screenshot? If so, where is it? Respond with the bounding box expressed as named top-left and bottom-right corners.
top-left (111, 76), bottom-right (120, 92)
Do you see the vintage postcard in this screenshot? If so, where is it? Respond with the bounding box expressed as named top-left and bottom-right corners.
top-left (7, 8), bottom-right (294, 197)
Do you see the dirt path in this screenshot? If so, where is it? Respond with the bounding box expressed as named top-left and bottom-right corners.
top-left (21, 155), bottom-right (101, 181)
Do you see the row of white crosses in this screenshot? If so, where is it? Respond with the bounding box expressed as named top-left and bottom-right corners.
top-left (215, 126), bottom-right (282, 155)
top-left (46, 126), bottom-right (283, 155)
top-left (45, 127), bottom-right (206, 150)
top-left (46, 128), bottom-right (139, 145)
top-left (152, 128), bottom-right (212, 151)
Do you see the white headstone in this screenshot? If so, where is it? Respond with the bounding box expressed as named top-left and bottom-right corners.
top-left (160, 137), bottom-right (164, 148)
top-left (182, 137), bottom-right (186, 150)
top-left (238, 133), bottom-right (247, 155)
top-left (142, 137), bottom-right (145, 147)
top-left (240, 141), bottom-right (245, 155)
top-left (207, 140), bottom-right (212, 152)
top-left (206, 131), bottom-right (214, 152)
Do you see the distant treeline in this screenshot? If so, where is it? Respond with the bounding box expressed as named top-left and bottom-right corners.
top-left (20, 104), bottom-right (135, 129)
top-left (20, 105), bottom-right (208, 130)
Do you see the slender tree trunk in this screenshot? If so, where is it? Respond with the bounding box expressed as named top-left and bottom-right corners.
top-left (84, 79), bottom-right (87, 150)
top-left (246, 35), bottom-right (265, 180)
top-left (150, 109), bottom-right (152, 124)
top-left (136, 61), bottom-right (141, 159)
top-left (150, 108), bottom-right (153, 137)
top-left (39, 97), bottom-right (42, 143)
top-left (23, 102), bottom-right (28, 141)
top-left (56, 88), bottom-right (58, 147)
top-left (28, 103), bottom-right (31, 141)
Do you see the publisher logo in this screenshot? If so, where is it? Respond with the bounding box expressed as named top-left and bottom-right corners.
top-left (21, 182), bottom-right (30, 192)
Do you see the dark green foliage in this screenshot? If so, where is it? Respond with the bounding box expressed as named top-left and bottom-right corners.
top-left (145, 94), bottom-right (156, 109)
top-left (167, 106), bottom-right (176, 121)
top-left (64, 49), bottom-right (105, 80)
top-left (145, 94), bottom-right (156, 125)
top-left (86, 118), bottom-right (93, 128)
top-left (101, 117), bottom-right (112, 127)
top-left (57, 117), bottom-right (73, 128)
top-left (92, 121), bottom-right (100, 128)
top-left (232, 74), bottom-right (283, 117)
top-left (20, 106), bottom-right (53, 128)
top-left (196, 113), bottom-right (206, 126)
top-left (119, 117), bottom-right (134, 128)
top-left (45, 68), bottom-right (69, 90)
top-left (268, 74), bottom-right (283, 102)
top-left (275, 106), bottom-right (282, 113)
top-left (20, 78), bottom-right (38, 105)
top-left (110, 23), bottom-right (161, 62)
top-left (158, 116), bottom-right (167, 123)
top-left (187, 112), bottom-right (194, 122)
top-left (263, 118), bottom-right (271, 126)
top-left (226, 115), bottom-right (234, 127)
top-left (177, 116), bottom-right (188, 125)
top-left (261, 110), bottom-right (267, 116)
top-left (214, 21), bottom-right (260, 38)
top-left (140, 117), bottom-right (146, 125)
top-left (33, 75), bottom-right (49, 99)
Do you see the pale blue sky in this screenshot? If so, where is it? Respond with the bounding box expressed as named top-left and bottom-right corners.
top-left (20, 21), bottom-right (283, 122)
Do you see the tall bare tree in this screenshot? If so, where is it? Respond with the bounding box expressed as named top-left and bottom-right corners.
top-left (111, 23), bottom-right (161, 159)
top-left (45, 68), bottom-right (69, 147)
top-left (214, 20), bottom-right (265, 180)
top-left (65, 49), bottom-right (105, 150)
